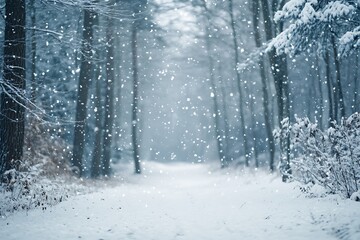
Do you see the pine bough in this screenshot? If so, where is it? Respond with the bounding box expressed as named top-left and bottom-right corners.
top-left (268, 0), bottom-right (360, 56)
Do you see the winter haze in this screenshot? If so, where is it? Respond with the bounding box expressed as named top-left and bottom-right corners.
top-left (0, 0), bottom-right (360, 239)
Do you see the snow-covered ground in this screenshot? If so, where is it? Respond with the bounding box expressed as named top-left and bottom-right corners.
top-left (1, 162), bottom-right (359, 240)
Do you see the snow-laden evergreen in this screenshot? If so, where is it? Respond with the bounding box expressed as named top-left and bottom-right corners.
top-left (269, 0), bottom-right (360, 56)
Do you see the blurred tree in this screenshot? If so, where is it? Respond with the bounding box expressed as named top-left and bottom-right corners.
top-left (251, 0), bottom-right (275, 171)
top-left (102, 16), bottom-right (116, 177)
top-left (198, 0), bottom-right (229, 168)
top-left (127, 0), bottom-right (150, 174)
top-left (227, 0), bottom-right (250, 167)
top-left (72, 4), bottom-right (97, 176)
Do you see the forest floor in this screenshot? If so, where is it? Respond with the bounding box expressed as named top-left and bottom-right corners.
top-left (1, 161), bottom-right (360, 240)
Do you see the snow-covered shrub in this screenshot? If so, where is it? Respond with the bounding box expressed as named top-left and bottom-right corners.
top-left (0, 117), bottom-right (77, 216)
top-left (274, 113), bottom-right (360, 198)
top-left (0, 167), bottom-right (68, 216)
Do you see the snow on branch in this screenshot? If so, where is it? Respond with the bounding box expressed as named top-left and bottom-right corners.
top-left (269, 0), bottom-right (360, 56)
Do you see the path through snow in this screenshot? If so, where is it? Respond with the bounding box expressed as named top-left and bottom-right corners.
top-left (1, 162), bottom-right (360, 240)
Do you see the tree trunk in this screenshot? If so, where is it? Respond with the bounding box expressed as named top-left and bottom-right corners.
top-left (90, 67), bottom-right (102, 178)
top-left (200, 0), bottom-right (228, 168)
top-left (217, 63), bottom-right (231, 163)
top-left (260, 0), bottom-right (291, 180)
top-left (354, 53), bottom-right (359, 113)
top-left (0, 0), bottom-right (26, 174)
top-left (72, 8), bottom-right (95, 176)
top-left (90, 11), bottom-right (101, 179)
top-left (315, 53), bottom-right (324, 130)
top-left (249, 95), bottom-right (259, 168)
top-left (29, 0), bottom-right (37, 103)
top-left (252, 0), bottom-right (275, 171)
top-left (228, 0), bottom-right (250, 166)
top-left (131, 23), bottom-right (141, 174)
top-left (102, 19), bottom-right (115, 177)
top-left (308, 74), bottom-right (314, 119)
top-left (331, 37), bottom-right (346, 119)
top-left (325, 50), bottom-right (334, 125)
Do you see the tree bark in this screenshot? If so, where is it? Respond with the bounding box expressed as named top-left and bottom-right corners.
top-left (90, 66), bottom-right (102, 178)
top-left (29, 0), bottom-right (37, 103)
top-left (260, 0), bottom-right (291, 180)
top-left (102, 19), bottom-right (115, 177)
top-left (315, 53), bottom-right (324, 130)
top-left (228, 0), bottom-right (250, 166)
top-left (0, 0), bottom-right (26, 174)
top-left (331, 37), bottom-right (346, 119)
top-left (354, 53), bottom-right (359, 113)
top-left (325, 50), bottom-right (334, 125)
top-left (72, 8), bottom-right (95, 176)
top-left (252, 0), bottom-right (275, 171)
top-left (131, 23), bottom-right (141, 174)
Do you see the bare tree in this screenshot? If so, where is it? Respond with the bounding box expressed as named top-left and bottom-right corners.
top-left (199, 0), bottom-right (229, 168)
top-left (331, 37), bottom-right (346, 120)
top-left (72, 7), bottom-right (96, 176)
top-left (131, 21), bottom-right (141, 174)
top-left (90, 19), bottom-right (103, 178)
top-left (324, 50), bottom-right (334, 125)
top-left (314, 52), bottom-right (324, 130)
top-left (102, 18), bottom-right (116, 176)
top-left (252, 0), bottom-right (275, 171)
top-left (227, 0), bottom-right (250, 166)
top-left (91, 66), bottom-right (103, 178)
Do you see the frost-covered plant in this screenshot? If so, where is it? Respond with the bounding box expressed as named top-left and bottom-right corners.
top-left (22, 117), bottom-right (73, 177)
top-left (268, 0), bottom-right (360, 56)
top-left (274, 113), bottom-right (360, 198)
top-left (0, 167), bottom-right (68, 216)
top-left (0, 117), bottom-right (77, 216)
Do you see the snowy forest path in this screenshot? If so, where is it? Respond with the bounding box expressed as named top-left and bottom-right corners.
top-left (1, 162), bottom-right (360, 240)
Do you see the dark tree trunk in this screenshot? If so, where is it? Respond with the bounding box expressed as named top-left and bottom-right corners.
top-left (331, 37), bottom-right (346, 119)
top-left (354, 53), bottom-right (359, 113)
top-left (228, 0), bottom-right (250, 166)
top-left (90, 11), bottom-right (101, 179)
top-left (102, 19), bottom-right (115, 177)
top-left (315, 53), bottom-right (324, 130)
top-left (325, 50), bottom-right (334, 125)
top-left (72, 9), bottom-right (95, 176)
top-left (29, 0), bottom-right (37, 103)
top-left (131, 23), bottom-right (141, 174)
top-left (252, 0), bottom-right (275, 171)
top-left (90, 67), bottom-right (102, 178)
top-left (260, 0), bottom-right (291, 181)
top-left (0, 0), bottom-right (26, 174)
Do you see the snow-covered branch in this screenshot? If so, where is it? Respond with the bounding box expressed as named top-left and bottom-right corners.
top-left (268, 0), bottom-right (360, 56)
